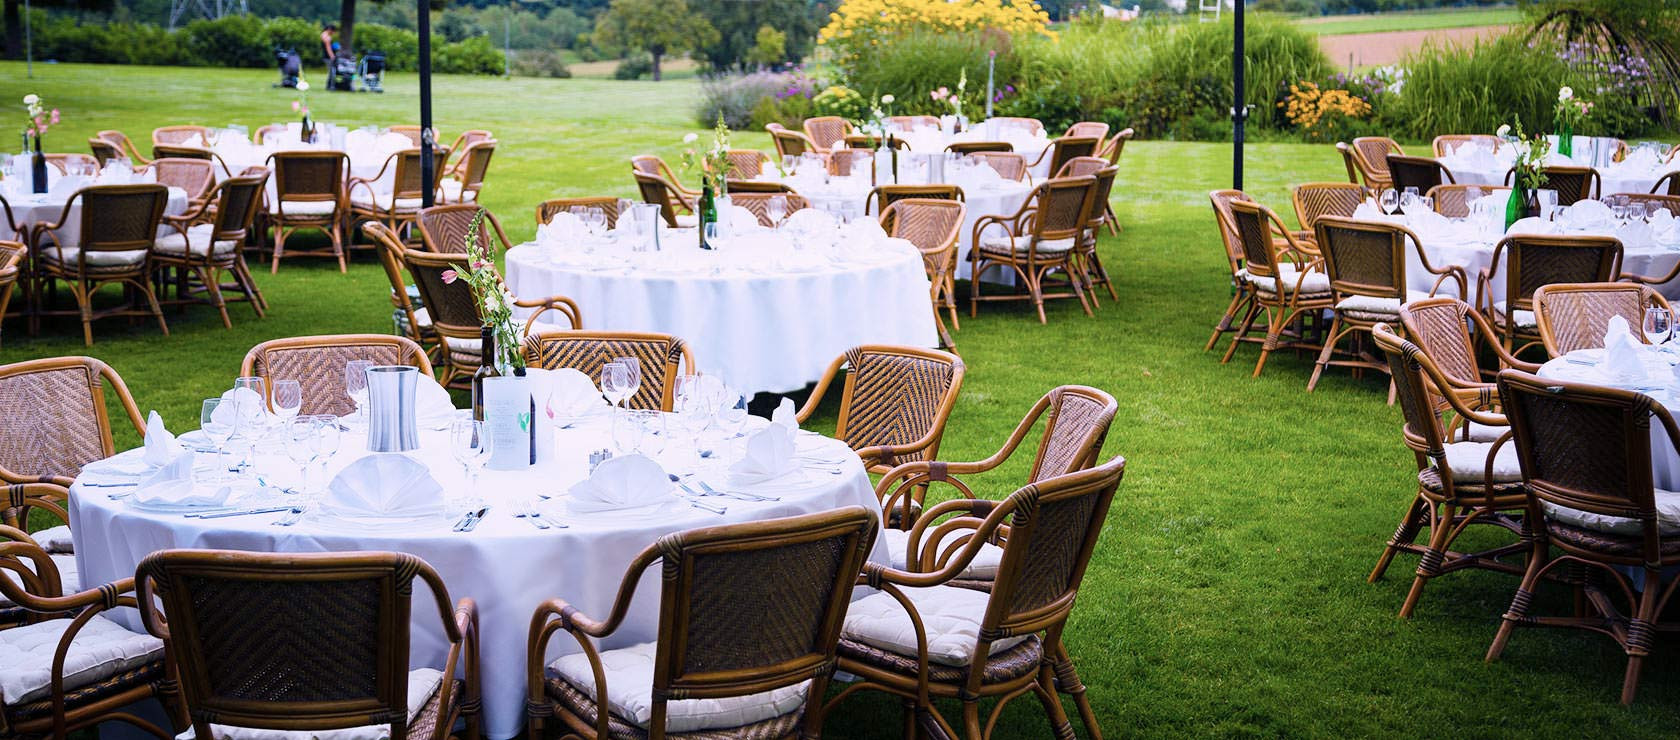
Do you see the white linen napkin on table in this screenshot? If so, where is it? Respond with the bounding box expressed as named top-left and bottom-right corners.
top-left (1563, 199), bottom-right (1613, 230)
top-left (568, 454), bottom-right (673, 512)
top-left (729, 422), bottom-right (800, 487)
top-left (541, 368), bottom-right (605, 419)
top-left (48, 175), bottom-right (87, 199)
top-left (1506, 217), bottom-right (1557, 236)
top-left (141, 411), bottom-right (182, 468)
top-left (132, 452), bottom-right (231, 508)
top-left (210, 387), bottom-right (266, 427)
top-left (1601, 315), bottom-right (1649, 384)
top-left (1617, 219), bottom-right (1654, 250)
top-left (721, 204), bottom-right (760, 231)
top-left (771, 397), bottom-right (800, 432)
top-left (537, 213), bottom-right (585, 244)
top-left (324, 455), bottom-right (445, 518)
top-left (781, 208), bottom-right (833, 233)
top-left (416, 374), bottom-right (459, 429)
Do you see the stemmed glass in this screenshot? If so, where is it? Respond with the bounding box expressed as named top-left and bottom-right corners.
top-left (613, 356), bottom-right (642, 407)
top-left (450, 418), bottom-right (492, 498)
top-left (766, 196), bottom-right (788, 228)
top-left (1644, 306), bottom-right (1673, 348)
top-left (285, 417), bottom-right (322, 494)
top-left (272, 380), bottom-right (302, 424)
top-left (345, 360), bottom-right (373, 425)
top-left (231, 377), bottom-right (268, 475)
top-left (674, 375), bottom-right (717, 458)
top-left (600, 361), bottom-right (632, 411)
top-left (718, 387), bottom-right (750, 440)
top-left (200, 398), bottom-right (237, 481)
top-left (310, 415), bottom-right (342, 488)
top-left (1379, 188), bottom-right (1399, 215)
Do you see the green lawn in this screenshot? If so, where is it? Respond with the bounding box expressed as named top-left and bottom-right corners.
top-left (1296, 6), bottom-right (1521, 36)
top-left (4, 62), bottom-right (1679, 737)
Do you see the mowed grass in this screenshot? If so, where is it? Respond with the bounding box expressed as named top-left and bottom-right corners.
top-left (4, 62), bottom-right (1680, 737)
top-left (1295, 6), bottom-right (1521, 36)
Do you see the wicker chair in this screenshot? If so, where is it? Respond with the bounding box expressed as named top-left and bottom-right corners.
top-left (769, 128), bottom-right (819, 160)
top-left (349, 147), bottom-right (448, 242)
top-left (1487, 371), bottom-right (1680, 705)
top-left (439, 140), bottom-right (495, 204)
top-left (1386, 154), bottom-right (1455, 195)
top-left (154, 172), bottom-right (270, 327)
top-left (520, 331), bottom-right (687, 410)
top-left (0, 242), bottom-right (22, 348)
top-left (151, 125), bottom-right (209, 147)
top-left (1532, 282), bottom-right (1672, 357)
top-left (1062, 121), bottom-right (1109, 141)
top-left (143, 157), bottom-right (216, 209)
top-left (945, 141), bottom-right (1013, 155)
top-left (368, 222), bottom-right (439, 362)
top-left (1428, 183), bottom-right (1510, 218)
top-left (1026, 136), bottom-right (1101, 179)
top-left (1652, 171), bottom-right (1679, 196)
top-left (966, 151), bottom-right (1029, 182)
top-left (1335, 142), bottom-right (1361, 186)
top-left (95, 130), bottom-right (150, 166)
top-left (1432, 134), bottom-right (1501, 157)
top-left (1504, 165), bottom-right (1600, 205)
top-left (631, 155), bottom-right (699, 201)
top-left (402, 250), bottom-right (582, 390)
top-left (1398, 297), bottom-right (1539, 440)
top-left (1096, 127), bottom-right (1133, 233)
top-left (1051, 157), bottom-right (1120, 304)
top-left (802, 117), bottom-right (852, 152)
top-left (240, 335), bottom-right (433, 416)
top-left (136, 549), bottom-right (481, 740)
top-left (1350, 136), bottom-right (1402, 190)
top-left (633, 172), bottom-right (697, 229)
top-left (29, 184), bottom-right (170, 345)
top-left (443, 129), bottom-right (493, 171)
top-left (821, 455), bottom-right (1125, 740)
top-left (1368, 323), bottom-right (1530, 618)
top-left (1618, 192), bottom-right (1680, 218)
top-left (826, 148), bottom-right (875, 178)
top-left (389, 125), bottom-right (430, 146)
top-left (842, 134), bottom-right (908, 151)
top-left (43, 153), bottom-right (98, 176)
top-left (889, 115), bottom-right (942, 131)
top-left (252, 123), bottom-right (286, 145)
top-left (0, 356), bottom-right (145, 486)
top-left (1476, 234), bottom-right (1623, 355)
top-left (723, 179), bottom-right (795, 194)
top-left (1289, 182), bottom-right (1367, 245)
top-left (536, 197), bottom-right (622, 228)
top-left (417, 204), bottom-right (514, 255)
top-left (1308, 217), bottom-right (1467, 399)
top-left (528, 507), bottom-right (876, 740)
top-left (796, 345), bottom-right (963, 474)
top-left (266, 150), bottom-right (349, 273)
top-left (727, 192), bottom-right (810, 227)
top-left (87, 137), bottom-right (122, 167)
top-left (0, 537), bottom-right (181, 740)
top-left (990, 117), bottom-right (1046, 136)
top-left (881, 198), bottom-right (966, 350)
top-left (1220, 198), bottom-right (1333, 376)
top-left (970, 176), bottom-right (1097, 323)
top-left (865, 184), bottom-right (963, 215)
top-left (149, 144), bottom-right (234, 179)
top-left (1205, 190), bottom-right (1262, 353)
top-left (723, 149), bottom-right (771, 180)
top-left (0, 483), bottom-right (78, 616)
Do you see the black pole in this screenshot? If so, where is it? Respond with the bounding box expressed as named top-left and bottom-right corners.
top-left (419, 0), bottom-right (435, 207)
top-left (1231, 0), bottom-right (1246, 191)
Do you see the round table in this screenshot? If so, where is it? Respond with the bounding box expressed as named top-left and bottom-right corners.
top-left (891, 122), bottom-right (1055, 178)
top-left (1437, 146), bottom-right (1671, 197)
top-left (71, 414), bottom-right (884, 740)
top-left (503, 224), bottom-right (940, 395)
top-left (2, 182), bottom-right (190, 246)
top-left (204, 128), bottom-right (410, 200)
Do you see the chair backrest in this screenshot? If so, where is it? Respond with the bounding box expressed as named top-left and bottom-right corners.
top-left (152, 125), bottom-right (209, 146)
top-left (1046, 136), bottom-right (1102, 177)
top-left (402, 249), bottom-right (481, 344)
top-left (366, 223), bottom-right (425, 344)
top-left (636, 508), bottom-right (876, 732)
top-left (1494, 234), bottom-right (1623, 312)
top-left (148, 157), bottom-right (216, 202)
top-left (634, 172), bottom-right (684, 228)
top-left (1428, 183), bottom-right (1509, 218)
top-left (1054, 154), bottom-right (1108, 179)
top-left (253, 124), bottom-right (286, 145)
top-left (1313, 216), bottom-right (1408, 301)
top-left (1541, 166), bottom-right (1600, 205)
top-left (88, 137), bottom-right (121, 166)
top-left (724, 179), bottom-right (795, 194)
top-left (97, 130), bottom-right (135, 153)
top-left (1433, 134), bottom-right (1500, 157)
top-left (390, 125), bottom-right (427, 145)
top-left (241, 335), bottom-right (434, 416)
top-left (802, 117), bottom-right (851, 151)
top-left (136, 550), bottom-right (454, 740)
top-left (0, 356), bottom-right (144, 483)
top-left (888, 115), bottom-right (941, 130)
top-left (1372, 324), bottom-right (1453, 462)
top-left (1351, 136), bottom-right (1401, 178)
top-left (387, 148), bottom-right (449, 201)
top-left (1208, 189), bottom-right (1252, 271)
top-left (830, 345), bottom-right (964, 467)
top-left (1398, 297), bottom-right (1488, 390)
top-left (1653, 172), bottom-right (1679, 197)
top-left (1064, 121), bottom-right (1109, 140)
top-left (1291, 182), bottom-right (1366, 232)
top-left (1387, 154), bottom-right (1452, 194)
top-left (536, 197), bottom-right (620, 228)
top-left (1619, 192), bottom-right (1680, 218)
top-left (967, 151), bottom-right (1027, 181)
top-left (724, 149), bottom-right (768, 180)
top-left (842, 134), bottom-right (907, 151)
top-left (77, 184), bottom-right (168, 253)
top-left (770, 129), bottom-right (815, 160)
top-left (946, 141), bottom-right (1013, 155)
top-left (1223, 198), bottom-right (1285, 278)
top-left (992, 117), bottom-right (1045, 136)
top-left (522, 331), bottom-right (694, 411)
top-left (270, 151), bottom-right (347, 203)
top-left (447, 129), bottom-right (494, 156)
top-left (1083, 164), bottom-right (1118, 233)
top-left (880, 198), bottom-right (965, 254)
top-left (417, 204), bottom-right (507, 255)
top-left (1025, 385), bottom-right (1119, 482)
top-left (1026, 176), bottom-right (1095, 245)
top-left (208, 173), bottom-right (269, 243)
top-left (151, 143), bottom-right (214, 163)
top-left (451, 141), bottom-right (495, 192)
top-left (44, 153), bottom-right (98, 175)
top-left (1335, 142), bottom-right (1361, 185)
top-left (1101, 127), bottom-right (1133, 166)
top-left (1533, 282), bottom-right (1671, 357)
top-left (866, 184), bottom-right (963, 215)
top-left (1498, 370), bottom-right (1677, 555)
top-left (728, 192), bottom-right (810, 227)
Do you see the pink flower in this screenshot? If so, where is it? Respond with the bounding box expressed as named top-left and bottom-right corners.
top-left (931, 87), bottom-right (948, 101)
top-left (440, 269), bottom-right (458, 284)
top-left (471, 259), bottom-right (490, 270)
top-left (292, 101), bottom-right (301, 112)
top-left (48, 109), bottom-right (59, 124)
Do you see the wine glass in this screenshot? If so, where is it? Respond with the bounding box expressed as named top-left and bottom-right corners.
top-left (781, 155), bottom-right (797, 176)
top-left (613, 356), bottom-right (642, 408)
top-left (1644, 306), bottom-right (1673, 347)
top-left (200, 398), bottom-right (236, 481)
top-left (633, 409), bottom-right (668, 457)
top-left (612, 410), bottom-right (646, 454)
top-left (230, 377), bottom-right (268, 474)
top-left (285, 417), bottom-right (321, 494)
top-left (1379, 188), bottom-right (1399, 215)
top-left (673, 375), bottom-right (716, 446)
top-left (450, 418), bottom-right (493, 493)
top-left (309, 414), bottom-right (342, 488)
top-left (345, 360), bottom-right (373, 425)
top-left (1399, 189), bottom-right (1420, 214)
top-left (718, 387), bottom-right (750, 440)
top-left (600, 361), bottom-right (632, 411)
top-left (272, 379), bottom-right (302, 423)
top-left (767, 196), bottom-right (788, 227)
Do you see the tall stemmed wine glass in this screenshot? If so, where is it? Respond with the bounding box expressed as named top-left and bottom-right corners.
top-left (200, 398), bottom-right (236, 481)
top-left (345, 360), bottom-right (373, 425)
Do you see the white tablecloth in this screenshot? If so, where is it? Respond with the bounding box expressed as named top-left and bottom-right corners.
top-left (891, 121), bottom-right (1054, 178)
top-left (1437, 142), bottom-right (1671, 197)
top-left (71, 416), bottom-right (883, 740)
top-left (2, 179), bottom-right (189, 246)
top-left (505, 223), bottom-right (940, 395)
top-left (202, 127), bottom-right (409, 198)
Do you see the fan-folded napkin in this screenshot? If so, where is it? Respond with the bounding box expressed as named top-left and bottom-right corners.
top-left (1601, 315), bottom-right (1648, 384)
top-left (568, 454), bottom-right (673, 512)
top-left (416, 374), bottom-right (459, 428)
top-left (132, 452), bottom-right (231, 508)
top-left (141, 411), bottom-right (182, 467)
top-left (324, 455), bottom-right (445, 518)
top-left (210, 387), bottom-right (268, 427)
top-left (539, 368), bottom-right (604, 419)
top-left (730, 406), bottom-right (800, 486)
top-left (537, 213), bottom-right (585, 244)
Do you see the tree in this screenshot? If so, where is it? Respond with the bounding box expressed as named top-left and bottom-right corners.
top-left (5, 0), bottom-right (109, 60)
top-left (337, 0), bottom-right (445, 60)
top-left (592, 0), bottom-right (717, 81)
top-left (692, 0), bottom-right (815, 70)
top-left (745, 24), bottom-right (785, 67)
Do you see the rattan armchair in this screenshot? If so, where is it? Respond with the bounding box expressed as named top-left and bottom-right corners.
top-left (1428, 183), bottom-right (1509, 218)
top-left (417, 204), bottom-right (514, 255)
top-left (802, 117), bottom-right (852, 152)
top-left (443, 129), bottom-right (493, 172)
top-left (990, 116), bottom-right (1046, 136)
top-left (29, 184), bottom-right (170, 345)
top-left (796, 345), bottom-right (963, 474)
top-left (970, 175), bottom-right (1097, 323)
top-left (1290, 182), bottom-right (1366, 245)
top-left (266, 150), bottom-right (349, 273)
top-left (1335, 142), bottom-right (1361, 186)
top-left (1432, 134), bottom-right (1501, 157)
top-left (95, 130), bottom-right (150, 166)
top-left (137, 549), bottom-right (481, 740)
top-left (1386, 154), bottom-right (1456, 195)
top-left (1487, 371), bottom-right (1680, 705)
top-left (1618, 192), bottom-right (1680, 217)
top-left (1206, 189), bottom-right (1276, 353)
top-left (140, 158), bottom-right (218, 213)
top-left (439, 140), bottom-right (495, 204)
top-left (769, 128), bottom-right (819, 160)
top-left (1369, 323), bottom-right (1529, 618)
top-left (723, 149), bottom-right (771, 180)
top-left (0, 197), bottom-right (18, 244)
top-left (0, 537), bottom-right (181, 740)
top-left (240, 335), bottom-right (433, 416)
top-left (1026, 136), bottom-right (1100, 180)
top-left (865, 184), bottom-right (963, 215)
top-left (528, 507), bottom-right (876, 740)
top-left (1068, 158), bottom-right (1119, 304)
top-left (889, 115), bottom-right (942, 131)
top-left (842, 134), bottom-right (908, 151)
top-left (401, 250), bottom-right (582, 389)
top-left (0, 483), bottom-right (78, 619)
top-left (881, 198), bottom-right (966, 350)
top-left (150, 125), bottom-right (208, 147)
top-left (148, 144), bottom-right (234, 179)
top-left (87, 137), bottom-right (121, 167)
top-left (1653, 171), bottom-right (1679, 196)
top-left (1477, 234), bottom-right (1623, 355)
top-left (945, 141), bottom-right (1013, 156)
top-left (0, 356), bottom-right (145, 486)
top-left (42, 153), bottom-right (98, 176)
top-left (723, 179), bottom-right (795, 194)
top-left (966, 151), bottom-right (1029, 184)
top-left (1350, 136), bottom-right (1402, 191)
top-left (1220, 198), bottom-right (1331, 376)
top-left (154, 172), bottom-right (268, 327)
top-left (252, 123), bottom-right (286, 145)
top-left (820, 455), bottom-right (1125, 740)
top-left (1532, 282), bottom-right (1671, 357)
top-left (727, 192), bottom-right (810, 227)
top-left (349, 147), bottom-right (448, 242)
top-left (0, 242), bottom-right (21, 348)
top-left (1308, 217), bottom-right (1466, 398)
top-left (389, 125), bottom-right (432, 146)
top-left (536, 197), bottom-right (621, 228)
top-left (1504, 165), bottom-right (1600, 205)
top-left (1398, 297), bottom-right (1539, 440)
top-left (633, 172), bottom-right (697, 229)
top-left (368, 222), bottom-right (439, 361)
top-left (631, 155), bottom-right (699, 200)
top-left (522, 330), bottom-right (687, 411)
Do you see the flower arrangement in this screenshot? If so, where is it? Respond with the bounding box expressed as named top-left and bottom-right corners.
top-left (864, 93), bottom-right (894, 136)
top-left (440, 211), bottom-right (524, 372)
top-left (1278, 81), bottom-right (1371, 143)
top-left (680, 115), bottom-right (732, 193)
top-left (929, 68), bottom-right (968, 120)
top-left (290, 79), bottom-right (311, 118)
top-left (1507, 117), bottom-right (1551, 193)
top-left (1552, 86), bottom-right (1591, 157)
top-left (22, 93), bottom-right (59, 144)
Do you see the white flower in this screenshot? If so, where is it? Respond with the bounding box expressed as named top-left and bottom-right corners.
top-left (1558, 86), bottom-right (1572, 101)
top-left (296, 81), bottom-right (310, 92)
top-left (880, 94), bottom-right (895, 104)
top-left (1496, 124), bottom-right (1511, 137)
top-left (682, 133), bottom-right (698, 144)
top-left (22, 94), bottom-right (38, 105)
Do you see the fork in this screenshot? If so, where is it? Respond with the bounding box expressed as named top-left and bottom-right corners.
top-left (272, 506), bottom-right (306, 526)
top-left (516, 502), bottom-right (551, 530)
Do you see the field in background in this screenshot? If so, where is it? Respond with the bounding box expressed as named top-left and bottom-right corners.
top-left (1294, 6), bottom-right (1520, 36)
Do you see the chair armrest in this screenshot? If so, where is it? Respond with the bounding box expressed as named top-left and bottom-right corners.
top-left (432, 597), bottom-right (479, 740)
top-left (517, 295), bottom-right (582, 334)
top-left (527, 597), bottom-right (618, 739)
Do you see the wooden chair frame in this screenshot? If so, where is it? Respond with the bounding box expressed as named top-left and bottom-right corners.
top-left (1349, 136), bottom-right (1401, 191)
top-left (880, 198), bottom-right (966, 350)
top-left (1219, 198), bottom-right (1331, 376)
top-left (865, 184), bottom-right (964, 216)
top-left (154, 172), bottom-right (270, 327)
top-left (521, 330), bottom-right (689, 411)
top-left (0, 241), bottom-right (22, 348)
top-left (802, 117), bottom-right (852, 152)
top-left (969, 176), bottom-right (1097, 323)
top-left (1533, 282), bottom-right (1672, 357)
top-left (536, 197), bottom-right (621, 229)
top-left (416, 204), bottom-right (514, 256)
top-left (265, 150), bottom-right (349, 274)
top-left (28, 184), bottom-right (171, 346)
top-left (368, 222), bottom-right (440, 363)
top-left (95, 130), bottom-right (151, 166)
top-left (349, 147), bottom-right (449, 243)
top-left (401, 250), bottom-right (581, 389)
top-left (1476, 234), bottom-right (1624, 356)
top-left (795, 345), bottom-right (964, 474)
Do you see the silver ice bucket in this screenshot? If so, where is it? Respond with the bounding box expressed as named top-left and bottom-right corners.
top-left (365, 365), bottom-right (419, 452)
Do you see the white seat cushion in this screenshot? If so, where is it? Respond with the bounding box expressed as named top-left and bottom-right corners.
top-left (174, 668), bottom-right (442, 740)
top-left (39, 247), bottom-right (149, 268)
top-left (548, 642), bottom-right (807, 733)
top-left (410, 306), bottom-right (434, 330)
top-left (154, 224), bottom-right (238, 258)
top-left (978, 233), bottom-right (1076, 255)
top-left (880, 529), bottom-right (1003, 580)
top-left (443, 335), bottom-right (481, 354)
top-left (1240, 265), bottom-right (1330, 296)
top-left (841, 584), bottom-right (1028, 667)
top-left (271, 200), bottom-right (338, 216)
top-left (1442, 440), bottom-right (1523, 483)
top-left (0, 614), bottom-right (163, 704)
top-left (1544, 490), bottom-right (1680, 537)
top-left (439, 179), bottom-right (475, 202)
top-left (350, 192), bottom-right (424, 212)
top-left (674, 214), bottom-right (698, 229)
top-left (1453, 421), bottom-right (1506, 444)
top-left (1491, 301), bottom-right (1537, 329)
top-left (1335, 290), bottom-right (1430, 321)
top-left (0, 553), bottom-right (80, 608)
top-left (31, 525), bottom-right (74, 554)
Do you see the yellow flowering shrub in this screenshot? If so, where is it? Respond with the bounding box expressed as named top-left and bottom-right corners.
top-left (819, 0), bottom-right (1053, 60)
top-left (1278, 82), bottom-right (1372, 142)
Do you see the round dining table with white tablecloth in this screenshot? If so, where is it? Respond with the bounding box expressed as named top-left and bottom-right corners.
top-left (70, 412), bottom-right (885, 740)
top-left (197, 126), bottom-right (412, 199)
top-left (503, 218), bottom-right (940, 395)
top-left (1436, 138), bottom-right (1673, 197)
top-left (889, 120), bottom-right (1056, 179)
top-left (2, 175), bottom-right (190, 246)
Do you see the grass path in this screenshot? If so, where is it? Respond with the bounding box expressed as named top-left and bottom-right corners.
top-left (3, 63), bottom-right (1679, 737)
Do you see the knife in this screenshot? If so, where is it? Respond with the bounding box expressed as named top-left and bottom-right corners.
top-left (460, 506), bottom-right (490, 532)
top-left (194, 506), bottom-right (293, 519)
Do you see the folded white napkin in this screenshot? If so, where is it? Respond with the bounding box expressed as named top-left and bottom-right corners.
top-left (781, 208), bottom-right (833, 233)
top-left (841, 217), bottom-right (890, 245)
top-left (1564, 199), bottom-right (1612, 230)
top-left (1352, 202), bottom-right (1385, 221)
top-left (47, 174), bottom-right (85, 199)
top-left (721, 204), bottom-right (760, 231)
top-left (541, 368), bottom-right (605, 419)
top-left (1406, 209), bottom-right (1452, 241)
top-left (325, 455), bottom-right (445, 518)
top-left (141, 411), bottom-right (181, 468)
top-left (1506, 216), bottom-right (1558, 236)
top-left (416, 374), bottom-right (458, 428)
top-left (729, 423), bottom-right (800, 486)
top-left (568, 454), bottom-right (672, 512)
top-left (210, 387), bottom-right (267, 428)
top-left (1617, 219), bottom-right (1654, 250)
top-left (1602, 315), bottom-right (1648, 383)
top-left (771, 397), bottom-right (799, 431)
top-left (132, 451), bottom-right (231, 508)
top-left (538, 213), bottom-right (585, 243)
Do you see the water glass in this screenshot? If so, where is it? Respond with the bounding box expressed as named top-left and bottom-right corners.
top-left (673, 375), bottom-right (715, 444)
top-left (601, 361), bottom-right (633, 410)
top-left (767, 195), bottom-right (788, 227)
top-left (632, 410), bottom-right (668, 457)
top-left (200, 398), bottom-right (236, 481)
top-left (613, 356), bottom-right (642, 405)
top-left (1645, 307), bottom-right (1673, 345)
top-left (345, 360), bottom-right (373, 424)
top-left (1399, 190), bottom-right (1420, 213)
top-left (284, 417), bottom-right (321, 493)
top-left (1379, 188), bottom-right (1399, 215)
top-left (272, 379), bottom-right (302, 422)
top-left (611, 411), bottom-right (645, 454)
top-left (450, 418), bottom-right (492, 491)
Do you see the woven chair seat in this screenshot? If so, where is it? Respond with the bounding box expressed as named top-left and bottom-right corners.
top-left (977, 233), bottom-right (1076, 256)
top-left (0, 614), bottom-right (163, 705)
top-left (154, 224), bottom-right (238, 258)
top-left (1545, 519), bottom-right (1680, 558)
top-left (270, 200), bottom-right (338, 217)
top-left (4, 661), bottom-right (165, 725)
top-left (1335, 291), bottom-right (1429, 323)
top-left (1490, 301), bottom-right (1538, 330)
top-left (547, 641), bottom-right (807, 735)
top-left (176, 669), bottom-right (447, 740)
top-left (1542, 491), bottom-right (1680, 538)
top-left (880, 529), bottom-right (1002, 580)
top-left (841, 585), bottom-right (1031, 667)
top-left (836, 634), bottom-right (1042, 685)
top-left (351, 192), bottom-right (425, 213)
top-left (545, 675), bottom-right (804, 740)
top-left (39, 248), bottom-right (149, 271)
top-left (1241, 266), bottom-right (1330, 298)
